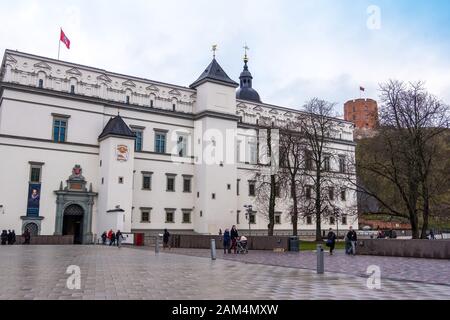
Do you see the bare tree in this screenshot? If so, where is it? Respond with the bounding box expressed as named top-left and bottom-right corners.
top-left (297, 98), bottom-right (344, 241)
top-left (354, 81), bottom-right (450, 239)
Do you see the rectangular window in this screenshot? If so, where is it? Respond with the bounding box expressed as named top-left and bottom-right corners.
top-left (237, 211), bottom-right (240, 225)
top-left (275, 183), bottom-right (281, 198)
top-left (339, 156), bottom-right (346, 173)
top-left (182, 210), bottom-right (192, 224)
top-left (141, 209), bottom-right (151, 223)
top-left (150, 100), bottom-right (154, 108)
top-left (306, 216), bottom-right (312, 225)
top-left (329, 187), bottom-right (335, 201)
top-left (330, 217), bottom-right (335, 225)
top-left (340, 188), bottom-right (346, 201)
top-left (70, 85), bottom-right (75, 94)
top-left (177, 135), bottom-right (187, 157)
top-left (249, 142), bottom-right (257, 164)
top-left (342, 215), bottom-right (348, 225)
top-left (249, 212), bottom-right (256, 224)
top-left (183, 176), bottom-right (192, 193)
top-left (236, 140), bottom-right (242, 163)
top-left (237, 179), bottom-right (240, 196)
top-left (248, 181), bottom-right (256, 197)
top-left (212, 193), bottom-right (216, 200)
top-left (305, 150), bottom-right (313, 170)
top-left (38, 79), bottom-right (44, 88)
top-left (30, 166), bottom-right (42, 183)
top-left (165, 210), bottom-right (175, 223)
top-left (306, 186), bottom-right (312, 200)
top-left (126, 96), bottom-right (130, 104)
top-left (142, 172), bottom-right (152, 190)
top-left (323, 155), bottom-right (331, 172)
top-left (118, 177), bottom-right (124, 184)
top-left (53, 118), bottom-right (67, 143)
top-left (167, 175), bottom-right (176, 192)
top-left (133, 130), bottom-right (143, 152)
top-left (275, 213), bottom-right (281, 225)
top-left (155, 132), bottom-right (167, 154)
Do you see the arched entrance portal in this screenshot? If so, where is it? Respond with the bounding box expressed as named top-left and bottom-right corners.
top-left (63, 204), bottom-right (84, 244)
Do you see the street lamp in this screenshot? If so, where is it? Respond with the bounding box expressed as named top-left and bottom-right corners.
top-left (244, 205), bottom-right (253, 236)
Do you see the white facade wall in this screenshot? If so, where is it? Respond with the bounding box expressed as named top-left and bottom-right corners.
top-left (0, 50), bottom-right (358, 238)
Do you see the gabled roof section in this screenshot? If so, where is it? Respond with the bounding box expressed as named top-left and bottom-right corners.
top-left (190, 58), bottom-right (238, 89)
top-left (97, 74), bottom-right (112, 83)
top-left (66, 67), bottom-right (82, 76)
top-left (98, 115), bottom-right (136, 141)
top-left (34, 61), bottom-right (52, 70)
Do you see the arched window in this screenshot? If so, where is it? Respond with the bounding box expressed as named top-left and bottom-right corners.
top-left (149, 94), bottom-right (156, 108)
top-left (37, 71), bottom-right (46, 88)
top-left (172, 98), bottom-right (178, 111)
top-left (125, 89), bottom-right (132, 105)
top-left (69, 77), bottom-right (77, 94)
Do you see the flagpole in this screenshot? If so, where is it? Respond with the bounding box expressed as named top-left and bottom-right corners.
top-left (58, 28), bottom-right (61, 60)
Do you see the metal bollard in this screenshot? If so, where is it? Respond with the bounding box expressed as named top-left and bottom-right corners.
top-left (211, 239), bottom-right (217, 260)
top-left (155, 236), bottom-right (160, 254)
top-left (317, 244), bottom-right (324, 274)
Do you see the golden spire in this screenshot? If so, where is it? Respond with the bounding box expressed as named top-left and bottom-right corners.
top-left (212, 44), bottom-right (218, 59)
top-left (243, 43), bottom-right (250, 63)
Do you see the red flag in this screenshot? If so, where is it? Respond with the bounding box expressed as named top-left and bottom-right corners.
top-left (60, 29), bottom-right (71, 49)
top-left (360, 86), bottom-right (365, 92)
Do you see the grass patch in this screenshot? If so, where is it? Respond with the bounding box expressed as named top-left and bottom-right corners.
top-left (299, 241), bottom-right (346, 251)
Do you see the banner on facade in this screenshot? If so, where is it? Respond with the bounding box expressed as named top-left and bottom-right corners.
top-left (26, 183), bottom-right (41, 217)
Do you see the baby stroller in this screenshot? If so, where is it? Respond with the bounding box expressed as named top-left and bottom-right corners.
top-left (236, 236), bottom-right (248, 254)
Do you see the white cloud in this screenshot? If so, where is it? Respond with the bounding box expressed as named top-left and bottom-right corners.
top-left (1, 0), bottom-right (449, 111)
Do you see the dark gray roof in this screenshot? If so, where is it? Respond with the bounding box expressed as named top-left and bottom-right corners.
top-left (98, 115), bottom-right (136, 141)
top-left (190, 58), bottom-right (239, 89)
top-left (236, 87), bottom-right (262, 103)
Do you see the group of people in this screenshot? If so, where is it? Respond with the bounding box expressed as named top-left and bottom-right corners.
top-left (1, 230), bottom-right (17, 245)
top-left (220, 225), bottom-right (241, 254)
top-left (101, 230), bottom-right (124, 247)
top-left (326, 226), bottom-right (358, 256)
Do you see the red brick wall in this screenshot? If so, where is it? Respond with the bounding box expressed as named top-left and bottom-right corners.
top-left (344, 99), bottom-right (379, 130)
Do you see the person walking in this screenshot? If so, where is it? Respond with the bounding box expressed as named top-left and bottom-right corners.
top-left (346, 226), bottom-right (357, 255)
top-left (1, 230), bottom-right (7, 245)
top-left (223, 229), bottom-right (231, 254)
top-left (429, 230), bottom-right (435, 240)
top-left (163, 229), bottom-right (171, 250)
top-left (326, 228), bottom-right (337, 255)
top-left (116, 230), bottom-right (124, 248)
top-left (10, 230), bottom-right (16, 245)
top-left (7, 230), bottom-right (12, 245)
top-left (101, 231), bottom-right (107, 245)
top-left (23, 229), bottom-right (31, 245)
top-left (230, 225), bottom-right (239, 254)
top-left (109, 231), bottom-right (116, 246)
top-left (107, 229), bottom-right (113, 245)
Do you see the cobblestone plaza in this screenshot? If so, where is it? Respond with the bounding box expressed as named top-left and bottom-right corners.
top-left (0, 245), bottom-right (449, 300)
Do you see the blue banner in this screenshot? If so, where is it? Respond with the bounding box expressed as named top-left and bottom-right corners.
top-left (26, 183), bottom-right (41, 217)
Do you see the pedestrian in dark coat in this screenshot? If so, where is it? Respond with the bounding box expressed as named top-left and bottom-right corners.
top-left (11, 230), bottom-right (16, 245)
top-left (7, 230), bottom-right (12, 245)
top-left (109, 232), bottom-right (116, 246)
top-left (326, 228), bottom-right (337, 255)
top-left (23, 229), bottom-right (31, 245)
top-left (1, 230), bottom-right (7, 245)
top-left (230, 225), bottom-right (239, 254)
top-left (116, 230), bottom-right (124, 248)
top-left (223, 229), bottom-right (231, 254)
top-left (346, 226), bottom-right (357, 255)
top-left (163, 229), bottom-right (171, 250)
top-left (101, 232), bottom-right (107, 245)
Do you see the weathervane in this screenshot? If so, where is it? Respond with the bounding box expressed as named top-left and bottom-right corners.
top-left (243, 43), bottom-right (250, 63)
top-left (212, 44), bottom-right (218, 58)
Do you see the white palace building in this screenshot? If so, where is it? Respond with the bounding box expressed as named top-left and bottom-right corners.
top-left (0, 49), bottom-right (357, 244)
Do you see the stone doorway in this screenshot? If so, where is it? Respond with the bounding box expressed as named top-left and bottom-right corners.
top-left (62, 204), bottom-right (84, 244)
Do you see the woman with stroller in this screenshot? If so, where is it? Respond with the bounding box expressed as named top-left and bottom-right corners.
top-left (223, 229), bottom-right (231, 254)
top-left (230, 225), bottom-right (239, 254)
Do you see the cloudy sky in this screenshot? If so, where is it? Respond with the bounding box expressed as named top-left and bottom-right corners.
top-left (1, 0), bottom-right (449, 115)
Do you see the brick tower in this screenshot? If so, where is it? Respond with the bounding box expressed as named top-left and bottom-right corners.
top-left (344, 98), bottom-right (379, 139)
